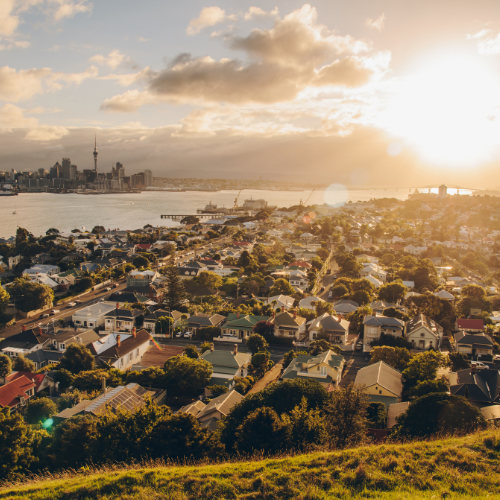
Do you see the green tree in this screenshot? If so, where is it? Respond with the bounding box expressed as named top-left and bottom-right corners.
top-left (45, 227), bottom-right (60, 235)
top-left (59, 343), bottom-right (94, 374)
top-left (197, 271), bottom-right (223, 290)
top-left (317, 248), bottom-right (329, 260)
top-left (282, 350), bottom-right (307, 369)
top-left (370, 346), bottom-right (412, 371)
top-left (0, 284), bottom-right (10, 316)
top-left (199, 341), bottom-right (212, 354)
top-left (269, 278), bottom-right (295, 297)
top-left (366, 402), bottom-right (387, 429)
top-left (308, 339), bottom-right (340, 356)
top-left (252, 321), bottom-right (274, 337)
top-left (325, 383), bottom-right (369, 449)
top-left (15, 227), bottom-right (31, 248)
top-left (26, 397), bottom-right (58, 425)
top-left (0, 354), bottom-right (12, 378)
top-left (0, 408), bottom-right (37, 480)
top-left (251, 351), bottom-right (270, 371)
top-left (378, 282), bottom-right (407, 303)
top-left (370, 333), bottom-right (412, 349)
top-left (406, 292), bottom-right (443, 318)
top-left (447, 352), bottom-right (471, 372)
top-left (9, 277), bottom-right (54, 312)
top-left (331, 284), bottom-right (349, 300)
top-left (132, 254), bottom-right (149, 268)
top-left (234, 406), bottom-right (288, 454)
top-left (207, 384), bottom-right (228, 397)
top-left (246, 333), bottom-right (269, 354)
top-left (125, 366), bottom-right (166, 388)
top-left (73, 369), bottom-right (121, 392)
top-left (409, 378), bottom-right (449, 399)
top-left (54, 368), bottom-right (75, 391)
top-left (154, 316), bottom-right (172, 335)
top-left (92, 226), bottom-right (105, 234)
top-left (13, 355), bottom-right (35, 373)
top-left (392, 393), bottom-right (486, 438)
top-left (183, 345), bottom-right (199, 359)
top-left (402, 350), bottom-right (446, 387)
top-left (164, 355), bottom-right (212, 395)
top-left (163, 265), bottom-right (188, 311)
top-left (315, 300), bottom-right (335, 316)
top-left (351, 289), bottom-right (371, 305)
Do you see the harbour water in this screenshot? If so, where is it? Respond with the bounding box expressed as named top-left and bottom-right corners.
top-left (0, 186), bottom-right (470, 237)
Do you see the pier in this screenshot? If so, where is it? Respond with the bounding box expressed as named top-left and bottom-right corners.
top-left (160, 213), bottom-right (227, 220)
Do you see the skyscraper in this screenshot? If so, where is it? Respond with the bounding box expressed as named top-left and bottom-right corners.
top-left (93, 134), bottom-right (98, 172)
top-left (62, 158), bottom-right (71, 180)
top-left (115, 162), bottom-right (124, 179)
top-left (144, 169), bottom-right (153, 187)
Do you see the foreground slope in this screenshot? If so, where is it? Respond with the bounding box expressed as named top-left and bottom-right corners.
top-left (2, 429), bottom-right (500, 499)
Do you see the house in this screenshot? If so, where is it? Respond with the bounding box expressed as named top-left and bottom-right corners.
top-left (308, 313), bottom-right (350, 345)
top-left (39, 327), bottom-right (100, 354)
top-left (266, 295), bottom-right (295, 310)
top-left (298, 296), bottom-right (324, 311)
top-left (272, 310), bottom-right (307, 340)
top-left (143, 309), bottom-right (186, 331)
top-left (454, 332), bottom-right (494, 358)
top-left (369, 300), bottom-right (399, 314)
top-left (8, 255), bottom-right (21, 269)
top-left (354, 361), bottom-right (403, 407)
top-left (455, 319), bottom-right (484, 333)
top-left (222, 313), bottom-right (269, 340)
top-left (200, 345), bottom-right (252, 388)
top-left (124, 283), bottom-right (164, 302)
top-left (406, 314), bottom-right (443, 350)
top-left (363, 315), bottom-right (405, 352)
top-left (22, 264), bottom-right (60, 276)
top-left (0, 375), bottom-right (35, 413)
top-left (281, 350), bottom-right (344, 390)
top-left (178, 390), bottom-right (244, 430)
top-left (0, 326), bottom-right (47, 360)
top-left (104, 306), bottom-right (143, 332)
top-left (95, 329), bottom-right (151, 371)
top-left (365, 274), bottom-right (383, 288)
top-left (187, 313), bottom-right (225, 334)
top-left (434, 289), bottom-right (455, 301)
top-left (126, 270), bottom-right (158, 287)
top-left (403, 281), bottom-right (415, 289)
top-left (360, 264), bottom-right (387, 283)
top-left (449, 368), bottom-right (500, 406)
top-left (72, 302), bottom-right (117, 329)
top-left (387, 401), bottom-right (410, 429)
top-left (26, 349), bottom-right (65, 371)
top-left (334, 299), bottom-right (359, 314)
top-left (289, 270), bottom-right (309, 289)
top-left (5, 371), bottom-right (57, 396)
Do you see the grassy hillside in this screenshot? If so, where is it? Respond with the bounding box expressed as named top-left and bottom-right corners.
top-left (2, 429), bottom-right (500, 499)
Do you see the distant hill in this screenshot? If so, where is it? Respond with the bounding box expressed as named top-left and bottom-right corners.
top-left (1, 428), bottom-right (499, 499)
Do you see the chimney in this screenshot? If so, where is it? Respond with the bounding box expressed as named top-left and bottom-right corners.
top-left (233, 344), bottom-right (238, 355)
top-left (281, 306), bottom-right (285, 313)
top-left (237, 311), bottom-right (240, 319)
top-left (102, 377), bottom-right (106, 393)
top-left (210, 343), bottom-right (214, 352)
top-left (22, 325), bottom-right (26, 332)
top-left (116, 335), bottom-right (121, 347)
top-left (132, 327), bottom-right (136, 338)
top-left (293, 308), bottom-right (297, 319)
top-left (37, 327), bottom-right (43, 336)
top-left (116, 302), bottom-right (119, 309)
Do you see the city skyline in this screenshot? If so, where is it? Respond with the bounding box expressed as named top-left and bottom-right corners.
top-left (2, 1), bottom-right (500, 186)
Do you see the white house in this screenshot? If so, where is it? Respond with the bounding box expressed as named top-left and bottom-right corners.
top-left (298, 296), bottom-right (324, 311)
top-left (73, 302), bottom-right (117, 329)
top-left (406, 314), bottom-right (443, 350)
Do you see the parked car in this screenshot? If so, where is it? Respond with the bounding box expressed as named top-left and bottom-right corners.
top-left (184, 331), bottom-right (194, 338)
top-left (328, 291), bottom-right (333, 299)
top-left (471, 361), bottom-right (488, 369)
top-left (75, 300), bottom-right (82, 304)
top-left (320, 286), bottom-right (325, 292)
top-left (50, 309), bottom-right (60, 315)
top-left (67, 302), bottom-right (77, 307)
top-left (39, 313), bottom-right (50, 319)
top-left (112, 283), bottom-right (119, 288)
top-left (105, 287), bottom-right (111, 291)
top-left (175, 331), bottom-right (183, 338)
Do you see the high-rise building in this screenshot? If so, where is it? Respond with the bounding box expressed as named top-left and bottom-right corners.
top-left (69, 164), bottom-right (78, 181)
top-left (144, 169), bottom-right (153, 187)
top-left (62, 158), bottom-right (71, 180)
top-left (93, 135), bottom-right (98, 172)
top-left (438, 185), bottom-right (447, 199)
top-left (50, 162), bottom-right (60, 179)
top-left (116, 162), bottom-right (124, 179)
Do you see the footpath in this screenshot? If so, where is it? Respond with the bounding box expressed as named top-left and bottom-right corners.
top-left (248, 362), bottom-right (283, 394)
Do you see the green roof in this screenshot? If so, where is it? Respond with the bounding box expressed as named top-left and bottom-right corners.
top-left (225, 314), bottom-right (269, 329)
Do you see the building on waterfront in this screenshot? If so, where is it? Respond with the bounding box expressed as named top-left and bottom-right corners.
top-left (144, 169), bottom-right (153, 187)
top-left (438, 184), bottom-right (447, 199)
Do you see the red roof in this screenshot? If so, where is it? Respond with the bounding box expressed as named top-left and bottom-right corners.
top-left (456, 319), bottom-right (484, 330)
top-left (7, 371), bottom-right (46, 392)
top-left (232, 241), bottom-right (251, 246)
top-left (289, 261), bottom-right (312, 268)
top-left (0, 376), bottom-right (35, 408)
top-left (136, 244), bottom-right (152, 250)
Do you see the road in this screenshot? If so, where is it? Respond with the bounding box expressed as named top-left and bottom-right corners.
top-left (316, 256), bottom-right (340, 301)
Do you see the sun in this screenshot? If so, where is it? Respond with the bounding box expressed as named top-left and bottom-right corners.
top-left (380, 53), bottom-right (500, 166)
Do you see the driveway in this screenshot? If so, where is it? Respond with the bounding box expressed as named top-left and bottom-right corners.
top-left (340, 352), bottom-right (370, 387)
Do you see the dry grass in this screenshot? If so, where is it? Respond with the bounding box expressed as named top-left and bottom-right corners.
top-left (2, 429), bottom-right (500, 499)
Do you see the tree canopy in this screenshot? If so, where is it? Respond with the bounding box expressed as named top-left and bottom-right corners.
top-left (163, 355), bottom-right (212, 395)
top-left (59, 344), bottom-right (94, 374)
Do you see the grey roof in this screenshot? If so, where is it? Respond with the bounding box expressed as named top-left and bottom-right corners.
top-left (54, 400), bottom-right (94, 421)
top-left (26, 349), bottom-right (63, 365)
top-left (197, 389), bottom-right (243, 420)
top-left (449, 369), bottom-right (500, 404)
top-left (40, 328), bottom-right (100, 345)
top-left (354, 361), bottom-right (403, 397)
top-left (201, 349), bottom-right (251, 370)
top-left (188, 314), bottom-right (225, 327)
top-left (281, 350), bottom-right (344, 384)
top-left (387, 401), bottom-right (410, 429)
top-left (363, 315), bottom-right (404, 329)
top-left (273, 311), bottom-right (306, 328)
top-left (319, 315), bottom-right (348, 333)
top-left (0, 329), bottom-right (44, 351)
top-left (177, 400), bottom-right (206, 417)
top-left (454, 332), bottom-right (493, 347)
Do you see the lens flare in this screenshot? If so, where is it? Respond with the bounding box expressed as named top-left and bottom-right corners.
top-left (324, 184), bottom-right (349, 207)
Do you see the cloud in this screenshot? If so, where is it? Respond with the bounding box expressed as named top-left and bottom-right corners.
top-left (0, 39), bottom-right (30, 50)
top-left (244, 6), bottom-right (279, 21)
top-left (25, 125), bottom-right (69, 140)
top-left (0, 103), bottom-right (38, 128)
top-left (99, 66), bottom-right (154, 86)
top-left (314, 57), bottom-right (374, 87)
top-left (186, 6), bottom-right (235, 35)
top-left (0, 0), bottom-right (20, 37)
top-left (365, 13), bottom-right (385, 32)
top-left (0, 65), bottom-right (98, 102)
top-left (100, 89), bottom-right (159, 113)
top-left (89, 49), bottom-right (134, 69)
top-left (468, 29), bottom-right (500, 54)
top-left (50, 0), bottom-right (92, 22)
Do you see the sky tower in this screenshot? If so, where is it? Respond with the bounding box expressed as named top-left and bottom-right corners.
top-left (93, 134), bottom-right (98, 172)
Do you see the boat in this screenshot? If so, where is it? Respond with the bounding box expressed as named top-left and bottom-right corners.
top-left (197, 201), bottom-right (222, 214)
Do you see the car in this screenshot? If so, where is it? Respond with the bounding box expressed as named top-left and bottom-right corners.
top-left (39, 313), bottom-right (50, 319)
top-left (184, 331), bottom-right (193, 338)
top-left (326, 269), bottom-right (332, 274)
top-left (67, 302), bottom-right (77, 307)
top-left (493, 355), bottom-right (500, 361)
top-left (332, 274), bottom-right (338, 279)
top-left (175, 331), bottom-right (183, 338)
top-left (50, 309), bottom-right (60, 315)
top-left (320, 286), bottom-right (325, 292)
top-left (112, 283), bottom-right (119, 288)
top-left (328, 291), bottom-right (333, 299)
top-left (75, 300), bottom-right (82, 304)
top-left (471, 361), bottom-right (488, 369)
top-left (105, 287), bottom-right (111, 291)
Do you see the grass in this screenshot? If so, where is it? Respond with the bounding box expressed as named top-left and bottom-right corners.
top-left (2, 429), bottom-right (500, 499)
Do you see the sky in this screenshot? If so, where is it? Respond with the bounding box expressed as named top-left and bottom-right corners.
top-left (2, 0), bottom-right (500, 187)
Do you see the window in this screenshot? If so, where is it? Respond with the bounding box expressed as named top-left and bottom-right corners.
top-left (60, 344), bottom-right (65, 350)
top-left (379, 390), bottom-right (382, 394)
top-left (136, 348), bottom-right (139, 356)
top-left (120, 358), bottom-right (124, 367)
top-left (129, 353), bottom-right (133, 361)
top-left (320, 366), bottom-right (327, 376)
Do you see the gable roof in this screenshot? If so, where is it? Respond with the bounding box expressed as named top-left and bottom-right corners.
top-left (197, 389), bottom-right (243, 419)
top-left (454, 332), bottom-right (493, 347)
top-left (0, 329), bottom-right (44, 352)
top-left (281, 350), bottom-right (344, 384)
top-left (363, 315), bottom-right (405, 329)
top-left (201, 349), bottom-right (251, 371)
top-left (224, 313), bottom-right (269, 328)
top-left (98, 329), bottom-right (151, 360)
top-left (456, 319), bottom-right (484, 330)
top-left (188, 314), bottom-right (225, 327)
top-left (354, 361), bottom-right (403, 397)
top-left (6, 371), bottom-right (46, 392)
top-left (0, 375), bottom-right (35, 408)
top-left (273, 311), bottom-right (306, 328)
top-left (449, 369), bottom-right (500, 404)
top-left (84, 383), bottom-right (155, 415)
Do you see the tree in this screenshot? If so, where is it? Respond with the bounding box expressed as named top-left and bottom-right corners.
top-left (331, 284), bottom-right (349, 300)
top-left (16, 227), bottom-right (31, 248)
top-left (72, 369), bottom-right (119, 392)
top-left (378, 282), bottom-right (407, 303)
top-left (269, 278), bottom-right (295, 297)
top-left (234, 407), bottom-right (288, 454)
top-left (317, 248), bottom-right (329, 260)
top-left (447, 352), bottom-right (470, 372)
top-left (315, 300), bottom-right (334, 316)
top-left (132, 254), bottom-right (149, 268)
top-left (183, 345), bottom-right (199, 359)
top-left (13, 355), bottom-right (35, 373)
top-left (163, 355), bottom-right (212, 395)
top-left (405, 292), bottom-right (443, 318)
top-left (0, 284), bottom-right (9, 316)
top-left (366, 402), bottom-right (387, 429)
top-left (180, 215), bottom-right (200, 225)
top-left (92, 226), bottom-right (105, 234)
top-left (370, 333), bottom-right (412, 349)
top-left (26, 397), bottom-right (58, 425)
top-left (251, 351), bottom-right (270, 372)
top-left (283, 350), bottom-right (307, 369)
top-left (154, 316), bottom-right (172, 335)
top-left (370, 346), bottom-right (412, 371)
top-left (207, 385), bottom-right (228, 397)
top-left (351, 289), bottom-right (371, 306)
top-left (163, 265), bottom-right (187, 311)
top-left (0, 354), bottom-right (12, 378)
top-left (199, 341), bottom-right (212, 354)
top-left (252, 321), bottom-right (274, 337)
top-left (197, 270), bottom-right (223, 290)
top-left (392, 393), bottom-right (486, 438)
top-left (0, 408), bottom-right (37, 480)
top-left (325, 383), bottom-right (369, 449)
top-left (409, 378), bottom-right (449, 399)
top-left (59, 343), bottom-right (94, 374)
top-left (9, 277), bottom-right (54, 312)
top-left (308, 339), bottom-right (340, 356)
top-left (54, 368), bottom-right (75, 391)
top-left (46, 227), bottom-right (60, 235)
top-left (126, 366), bottom-right (166, 388)
top-left (246, 333), bottom-right (269, 354)
top-left (402, 350), bottom-right (446, 387)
